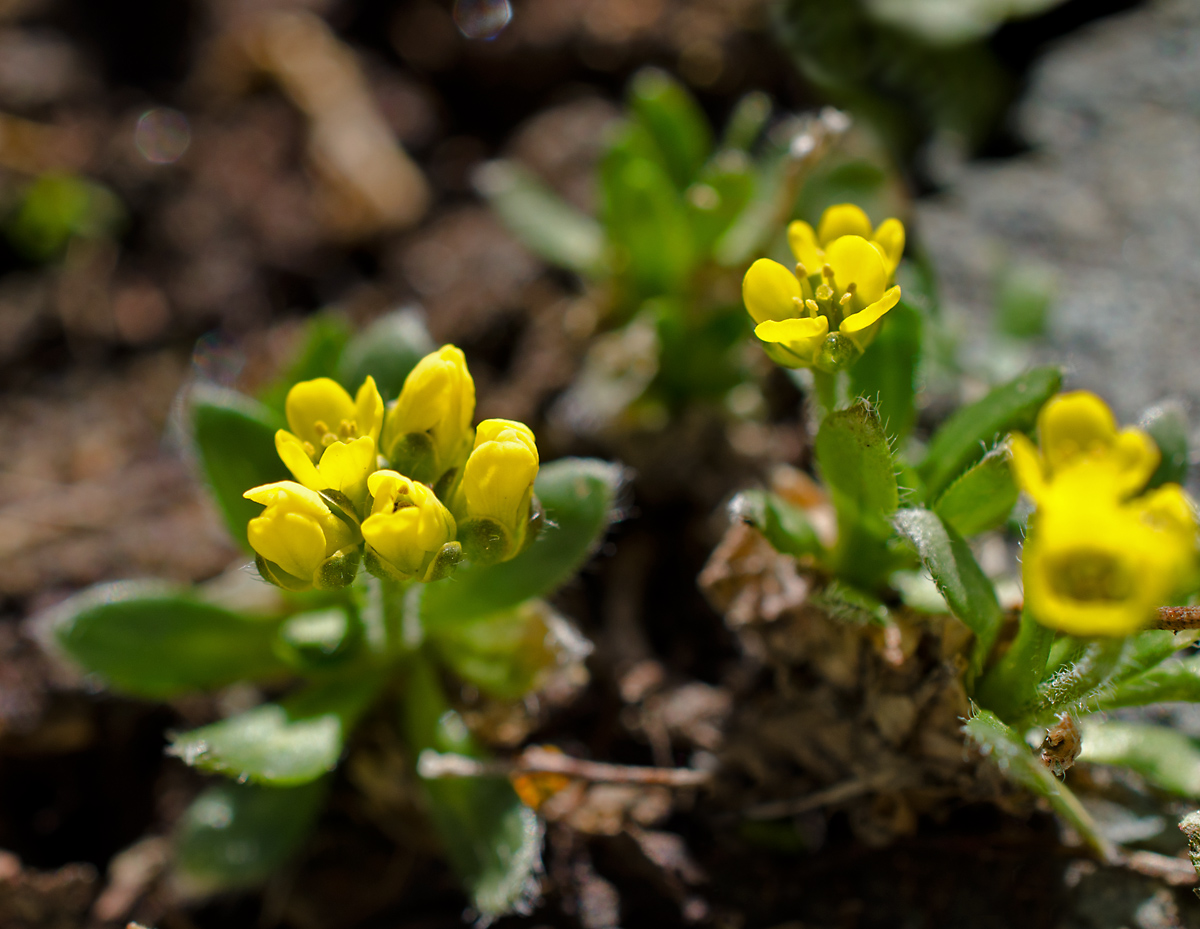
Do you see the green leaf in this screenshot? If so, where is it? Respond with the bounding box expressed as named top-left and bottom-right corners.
top-left (730, 489), bottom-right (824, 559)
top-left (421, 458), bottom-right (622, 629)
top-left (403, 650), bottom-right (541, 919)
top-left (917, 366), bottom-right (1062, 501)
top-left (815, 401), bottom-right (901, 591)
top-left (174, 778), bottom-right (327, 892)
top-left (628, 67), bottom-right (712, 190)
top-left (965, 710), bottom-right (1115, 861)
top-left (849, 299), bottom-right (923, 443)
top-left (190, 384), bottom-right (288, 549)
top-left (815, 401), bottom-right (899, 538)
top-left (974, 604), bottom-right (1053, 721)
top-left (1094, 654), bottom-right (1200, 711)
top-left (601, 131), bottom-right (695, 300)
top-left (258, 316), bottom-right (352, 414)
top-left (1140, 400), bottom-right (1189, 490)
top-left (1033, 631), bottom-right (1197, 723)
top-left (721, 91), bottom-right (772, 152)
top-left (893, 508), bottom-right (1003, 678)
top-left (336, 309), bottom-right (434, 403)
top-left (932, 446), bottom-right (1018, 537)
top-left (687, 152), bottom-right (756, 255)
top-left (1080, 721), bottom-right (1200, 798)
top-left (168, 675), bottom-right (384, 786)
top-left (47, 582), bottom-right (289, 699)
top-left (475, 160), bottom-right (606, 278)
top-left (430, 599), bottom-right (581, 701)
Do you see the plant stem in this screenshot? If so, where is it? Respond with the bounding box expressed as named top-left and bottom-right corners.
top-left (417, 747), bottom-right (711, 787)
top-left (974, 605), bottom-right (1055, 722)
top-left (812, 369), bottom-right (840, 418)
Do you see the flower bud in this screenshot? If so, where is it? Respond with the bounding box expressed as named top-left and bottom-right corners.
top-left (244, 481), bottom-right (360, 590)
top-left (285, 376), bottom-right (384, 462)
top-left (453, 419), bottom-right (540, 565)
top-left (361, 470), bottom-right (459, 582)
top-left (381, 345), bottom-right (475, 492)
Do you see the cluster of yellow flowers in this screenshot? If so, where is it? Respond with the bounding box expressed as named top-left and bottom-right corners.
top-left (243, 346), bottom-right (541, 590)
top-left (742, 204), bottom-right (905, 371)
top-left (1012, 392), bottom-right (1199, 636)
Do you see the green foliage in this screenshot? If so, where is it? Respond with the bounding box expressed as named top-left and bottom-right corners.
top-left (628, 67), bottom-right (713, 191)
top-left (917, 366), bottom-right (1062, 501)
top-left (730, 489), bottom-right (824, 559)
top-left (168, 676), bottom-right (383, 786)
top-left (849, 299), bottom-right (923, 443)
top-left (473, 161), bottom-right (606, 278)
top-left (1140, 400), bottom-right (1190, 490)
top-left (175, 779), bottom-right (328, 892)
top-left (1094, 654), bottom-right (1200, 711)
top-left (932, 447), bottom-right (1018, 536)
top-left (49, 582), bottom-right (289, 699)
top-left (6, 173), bottom-right (124, 260)
top-left (1080, 721), bottom-right (1200, 798)
top-left (893, 508), bottom-right (1002, 678)
top-left (421, 458), bottom-right (622, 630)
top-left (403, 652), bottom-right (541, 920)
top-left (815, 401), bottom-right (899, 538)
top-left (965, 710), bottom-right (1115, 860)
top-left (190, 384), bottom-right (288, 549)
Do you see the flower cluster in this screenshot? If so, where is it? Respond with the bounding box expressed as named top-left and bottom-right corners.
top-left (1011, 392), bottom-right (1199, 636)
top-left (244, 345), bottom-right (542, 590)
top-left (742, 203), bottom-right (904, 371)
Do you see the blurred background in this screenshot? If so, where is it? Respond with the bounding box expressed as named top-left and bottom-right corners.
top-left (1, 0), bottom-right (1198, 926)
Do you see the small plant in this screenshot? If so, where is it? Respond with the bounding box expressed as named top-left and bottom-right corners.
top-left (478, 67), bottom-right (895, 429)
top-left (42, 314), bottom-right (622, 919)
top-left (720, 200), bottom-right (1200, 862)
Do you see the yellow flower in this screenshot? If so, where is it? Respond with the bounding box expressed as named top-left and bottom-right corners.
top-left (381, 345), bottom-right (475, 490)
top-left (454, 419), bottom-right (540, 564)
top-left (1011, 391), bottom-right (1198, 635)
top-left (744, 234), bottom-right (901, 370)
top-left (1010, 391), bottom-right (1159, 504)
top-left (284, 376), bottom-right (384, 462)
top-left (275, 431), bottom-right (375, 512)
top-left (1022, 482), bottom-right (1197, 636)
top-left (244, 481), bottom-right (359, 589)
top-left (788, 203), bottom-right (905, 281)
top-left (361, 470), bottom-right (459, 581)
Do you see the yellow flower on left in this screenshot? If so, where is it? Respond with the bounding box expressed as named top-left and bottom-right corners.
top-left (244, 481), bottom-right (358, 588)
top-left (284, 376), bottom-right (384, 462)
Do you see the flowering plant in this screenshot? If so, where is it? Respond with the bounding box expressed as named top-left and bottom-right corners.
top-left (42, 314), bottom-right (622, 918)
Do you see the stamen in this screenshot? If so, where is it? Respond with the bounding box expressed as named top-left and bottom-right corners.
top-left (320, 433), bottom-right (338, 447)
top-left (338, 419), bottom-right (358, 439)
top-left (839, 292), bottom-right (853, 306)
top-left (302, 441), bottom-right (317, 458)
top-left (794, 262), bottom-right (808, 278)
top-left (821, 263), bottom-right (835, 281)
top-left (805, 299), bottom-right (820, 315)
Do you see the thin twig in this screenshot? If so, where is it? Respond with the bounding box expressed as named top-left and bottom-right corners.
top-left (1155, 606), bottom-right (1200, 631)
top-left (416, 747), bottom-right (712, 788)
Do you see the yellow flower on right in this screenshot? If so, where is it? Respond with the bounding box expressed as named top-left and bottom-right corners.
top-left (1012, 391), bottom-right (1199, 636)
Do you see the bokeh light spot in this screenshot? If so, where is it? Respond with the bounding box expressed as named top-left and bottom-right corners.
top-left (452, 0), bottom-right (512, 40)
top-left (134, 107), bottom-right (191, 164)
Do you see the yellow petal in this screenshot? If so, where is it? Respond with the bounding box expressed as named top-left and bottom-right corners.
top-left (839, 285), bottom-right (900, 350)
top-left (872, 218), bottom-right (905, 272)
top-left (276, 430), bottom-right (323, 489)
top-left (474, 419), bottom-right (538, 462)
top-left (1008, 434), bottom-right (1047, 502)
top-left (1111, 429), bottom-right (1160, 496)
top-left (743, 258), bottom-right (802, 325)
top-left (754, 316), bottom-right (829, 367)
top-left (249, 510), bottom-right (327, 580)
top-left (243, 480), bottom-right (329, 518)
top-left (354, 376), bottom-right (384, 444)
top-left (786, 220), bottom-right (822, 271)
top-left (825, 235), bottom-right (887, 305)
top-left (817, 203), bottom-right (872, 245)
top-left (1038, 391), bottom-right (1117, 473)
top-left (285, 378), bottom-right (356, 449)
top-left (318, 436), bottom-right (376, 509)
